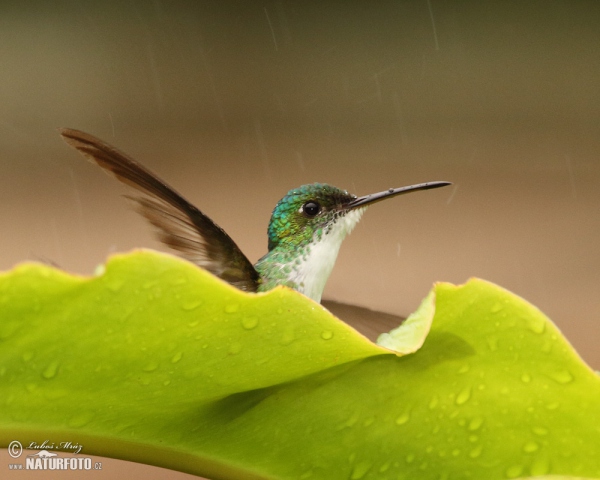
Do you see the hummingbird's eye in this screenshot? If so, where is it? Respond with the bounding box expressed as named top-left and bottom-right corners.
top-left (302, 201), bottom-right (321, 217)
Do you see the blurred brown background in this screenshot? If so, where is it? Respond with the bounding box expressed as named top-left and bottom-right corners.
top-left (1, 1), bottom-right (599, 478)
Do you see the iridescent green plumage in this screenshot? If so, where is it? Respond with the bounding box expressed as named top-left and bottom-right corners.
top-left (265, 183), bottom-right (356, 249)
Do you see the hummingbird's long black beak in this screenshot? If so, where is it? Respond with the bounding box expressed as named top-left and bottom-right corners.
top-left (345, 181), bottom-right (452, 209)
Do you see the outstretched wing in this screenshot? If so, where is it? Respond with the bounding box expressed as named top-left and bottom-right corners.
top-left (59, 128), bottom-right (260, 292)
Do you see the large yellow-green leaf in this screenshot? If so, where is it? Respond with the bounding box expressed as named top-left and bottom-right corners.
top-left (0, 250), bottom-right (599, 479)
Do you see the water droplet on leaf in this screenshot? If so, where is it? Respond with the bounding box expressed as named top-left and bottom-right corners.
top-left (550, 370), bottom-right (573, 384)
top-left (486, 337), bottom-right (498, 351)
top-left (143, 279), bottom-right (158, 289)
top-left (523, 441), bottom-right (539, 452)
top-left (468, 446), bottom-right (482, 458)
top-left (457, 364), bottom-right (470, 374)
top-left (143, 362), bottom-right (158, 372)
top-left (42, 360), bottom-right (60, 379)
top-left (171, 352), bottom-right (183, 363)
top-left (528, 318), bottom-right (546, 334)
top-left (224, 303), bottom-right (239, 313)
top-left (530, 457), bottom-right (550, 476)
top-left (22, 352), bottom-right (34, 362)
top-left (468, 417), bottom-right (483, 431)
top-left (350, 461), bottom-right (372, 479)
top-left (280, 331), bottom-right (295, 346)
top-left (68, 412), bottom-right (94, 428)
top-left (170, 276), bottom-right (187, 286)
top-left (395, 411), bottom-right (410, 425)
top-left (505, 465), bottom-right (524, 478)
top-left (0, 322), bottom-right (18, 340)
top-left (490, 302), bottom-right (503, 313)
top-left (242, 317), bottom-right (259, 330)
top-left (455, 387), bottom-right (471, 405)
top-left (182, 300), bottom-right (202, 311)
top-left (321, 330), bottom-right (333, 340)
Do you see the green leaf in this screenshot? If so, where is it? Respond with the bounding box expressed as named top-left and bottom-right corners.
top-left (376, 288), bottom-right (434, 353)
top-left (1, 251), bottom-right (599, 479)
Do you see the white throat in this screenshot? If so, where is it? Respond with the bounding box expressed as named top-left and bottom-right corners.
top-left (294, 208), bottom-right (365, 302)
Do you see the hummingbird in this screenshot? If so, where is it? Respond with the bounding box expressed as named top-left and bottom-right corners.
top-left (59, 128), bottom-right (451, 303)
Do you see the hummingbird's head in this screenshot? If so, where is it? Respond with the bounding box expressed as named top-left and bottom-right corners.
top-left (266, 180), bottom-right (453, 251)
top-left (258, 180), bottom-right (451, 302)
top-left (267, 183), bottom-right (361, 251)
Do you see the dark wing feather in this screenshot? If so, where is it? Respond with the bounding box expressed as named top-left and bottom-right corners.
top-left (59, 128), bottom-right (260, 292)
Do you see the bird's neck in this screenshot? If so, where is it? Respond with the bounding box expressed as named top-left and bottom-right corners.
top-left (255, 208), bottom-right (365, 302)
